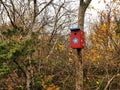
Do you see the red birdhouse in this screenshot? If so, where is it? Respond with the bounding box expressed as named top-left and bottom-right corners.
top-left (70, 28), bottom-right (84, 49)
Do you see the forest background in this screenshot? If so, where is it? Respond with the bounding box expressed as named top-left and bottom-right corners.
top-left (0, 0), bottom-right (120, 90)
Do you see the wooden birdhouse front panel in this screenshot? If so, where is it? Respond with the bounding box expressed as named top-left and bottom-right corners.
top-left (70, 28), bottom-right (84, 49)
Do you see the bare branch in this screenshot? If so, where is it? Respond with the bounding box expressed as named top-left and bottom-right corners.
top-left (33, 0), bottom-right (37, 23)
top-left (104, 75), bottom-right (116, 90)
top-left (80, 0), bottom-right (84, 6)
top-left (84, 0), bottom-right (92, 9)
top-left (10, 0), bottom-right (16, 23)
top-left (37, 0), bottom-right (54, 16)
top-left (0, 0), bottom-right (17, 28)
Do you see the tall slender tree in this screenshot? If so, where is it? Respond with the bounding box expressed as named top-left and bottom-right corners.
top-left (76, 0), bottom-right (92, 90)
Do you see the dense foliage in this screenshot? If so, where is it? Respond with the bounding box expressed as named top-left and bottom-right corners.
top-left (0, 0), bottom-right (120, 90)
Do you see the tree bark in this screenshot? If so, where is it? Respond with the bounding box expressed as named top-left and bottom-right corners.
top-left (75, 49), bottom-right (83, 90)
top-left (26, 69), bottom-right (31, 90)
top-left (76, 0), bottom-right (92, 90)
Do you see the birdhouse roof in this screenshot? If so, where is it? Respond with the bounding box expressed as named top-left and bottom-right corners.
top-left (70, 27), bottom-right (80, 31)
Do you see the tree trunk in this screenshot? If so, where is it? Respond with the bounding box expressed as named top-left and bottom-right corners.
top-left (78, 6), bottom-right (85, 30)
top-left (75, 49), bottom-right (83, 90)
top-left (26, 70), bottom-right (30, 90)
top-left (76, 0), bottom-right (92, 90)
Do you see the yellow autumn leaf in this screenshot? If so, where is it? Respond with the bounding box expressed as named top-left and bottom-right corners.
top-left (69, 49), bottom-right (73, 55)
top-left (103, 13), bottom-right (107, 18)
top-left (90, 49), bottom-right (96, 53)
top-left (96, 44), bottom-right (100, 48)
top-left (97, 34), bottom-right (101, 38)
top-left (68, 58), bottom-right (73, 62)
top-left (55, 47), bottom-right (57, 50)
top-left (42, 80), bottom-right (47, 89)
top-left (101, 24), bottom-right (107, 32)
top-left (113, 9), bottom-right (118, 14)
top-left (97, 61), bottom-right (100, 65)
top-left (96, 81), bottom-right (100, 85)
top-left (110, 23), bottom-right (116, 30)
top-left (96, 55), bottom-right (101, 59)
top-left (92, 57), bottom-right (96, 62)
top-left (57, 43), bottom-right (65, 51)
top-left (47, 84), bottom-right (60, 90)
top-left (112, 0), bottom-right (116, 2)
top-left (117, 73), bottom-right (120, 76)
top-left (92, 37), bottom-right (96, 42)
